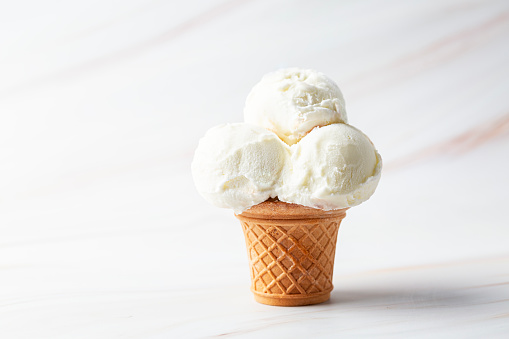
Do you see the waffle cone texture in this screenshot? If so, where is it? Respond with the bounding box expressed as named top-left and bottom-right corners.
top-left (235, 200), bottom-right (347, 306)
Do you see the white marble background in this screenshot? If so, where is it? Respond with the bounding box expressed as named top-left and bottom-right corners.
top-left (1, 0), bottom-right (509, 338)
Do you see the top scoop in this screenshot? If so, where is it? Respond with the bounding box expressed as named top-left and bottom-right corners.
top-left (244, 68), bottom-right (347, 145)
top-left (192, 68), bottom-right (381, 213)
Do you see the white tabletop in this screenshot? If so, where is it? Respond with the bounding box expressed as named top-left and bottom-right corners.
top-left (1, 0), bottom-right (509, 338)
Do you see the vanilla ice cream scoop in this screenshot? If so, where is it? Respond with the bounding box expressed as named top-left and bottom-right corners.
top-left (278, 123), bottom-right (382, 210)
top-left (191, 123), bottom-right (290, 213)
top-left (244, 68), bottom-right (347, 145)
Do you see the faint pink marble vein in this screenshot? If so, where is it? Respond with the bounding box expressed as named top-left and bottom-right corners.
top-left (468, 282), bottom-right (509, 289)
top-left (347, 10), bottom-right (509, 98)
top-left (57, 0), bottom-right (169, 46)
top-left (386, 112), bottom-right (509, 171)
top-left (0, 0), bottom-right (255, 96)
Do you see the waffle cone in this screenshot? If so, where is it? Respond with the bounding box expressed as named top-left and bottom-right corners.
top-left (235, 200), bottom-right (347, 306)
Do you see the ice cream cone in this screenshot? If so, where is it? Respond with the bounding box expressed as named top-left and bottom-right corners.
top-left (235, 199), bottom-right (347, 306)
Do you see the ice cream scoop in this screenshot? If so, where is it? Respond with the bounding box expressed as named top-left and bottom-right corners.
top-left (191, 123), bottom-right (290, 213)
top-left (278, 123), bottom-right (382, 210)
top-left (244, 68), bottom-right (347, 145)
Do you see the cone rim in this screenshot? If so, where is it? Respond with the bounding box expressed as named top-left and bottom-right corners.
top-left (236, 199), bottom-right (348, 220)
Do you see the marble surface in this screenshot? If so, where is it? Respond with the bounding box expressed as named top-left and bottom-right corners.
top-left (1, 0), bottom-right (509, 338)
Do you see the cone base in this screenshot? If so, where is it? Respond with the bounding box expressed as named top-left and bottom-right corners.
top-left (252, 289), bottom-right (331, 306)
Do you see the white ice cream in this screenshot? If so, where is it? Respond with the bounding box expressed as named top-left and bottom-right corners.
top-left (278, 124), bottom-right (382, 210)
top-left (192, 69), bottom-right (381, 213)
top-left (244, 68), bottom-right (347, 145)
top-left (191, 123), bottom-right (290, 213)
